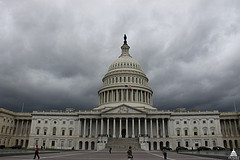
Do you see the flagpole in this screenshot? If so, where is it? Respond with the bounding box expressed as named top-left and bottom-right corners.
top-left (234, 101), bottom-right (237, 112)
top-left (21, 103), bottom-right (24, 112)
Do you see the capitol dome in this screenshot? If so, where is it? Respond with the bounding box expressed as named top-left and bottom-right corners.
top-left (94, 35), bottom-right (156, 111)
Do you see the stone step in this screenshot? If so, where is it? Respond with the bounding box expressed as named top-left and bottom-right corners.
top-left (106, 138), bottom-right (141, 151)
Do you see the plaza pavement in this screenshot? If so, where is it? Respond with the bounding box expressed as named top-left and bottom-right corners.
top-left (0, 150), bottom-right (225, 160)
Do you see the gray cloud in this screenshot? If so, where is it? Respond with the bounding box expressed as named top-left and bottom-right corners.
top-left (0, 0), bottom-right (240, 112)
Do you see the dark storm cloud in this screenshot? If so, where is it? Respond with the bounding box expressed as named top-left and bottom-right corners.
top-left (0, 0), bottom-right (240, 112)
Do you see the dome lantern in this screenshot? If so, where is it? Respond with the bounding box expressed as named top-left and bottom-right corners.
top-left (120, 34), bottom-right (131, 58)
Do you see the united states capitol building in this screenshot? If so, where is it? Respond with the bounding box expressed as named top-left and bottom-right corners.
top-left (0, 36), bottom-right (240, 151)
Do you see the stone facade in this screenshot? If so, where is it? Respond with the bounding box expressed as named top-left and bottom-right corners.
top-left (0, 36), bottom-right (239, 150)
top-left (0, 108), bottom-right (31, 148)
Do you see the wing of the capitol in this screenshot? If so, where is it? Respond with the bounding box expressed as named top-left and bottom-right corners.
top-left (0, 35), bottom-right (239, 151)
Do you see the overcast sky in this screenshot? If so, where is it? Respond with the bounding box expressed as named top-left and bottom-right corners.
top-left (0, 0), bottom-right (240, 112)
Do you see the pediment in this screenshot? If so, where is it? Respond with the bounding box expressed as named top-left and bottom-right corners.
top-left (103, 105), bottom-right (145, 114)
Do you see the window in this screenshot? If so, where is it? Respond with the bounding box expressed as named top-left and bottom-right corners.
top-left (205, 141), bottom-right (208, 146)
top-left (210, 120), bottom-right (213, 123)
top-left (53, 127), bottom-right (56, 135)
top-left (43, 140), bottom-right (46, 147)
top-left (176, 121), bottom-right (179, 124)
top-left (193, 121), bottom-right (196, 124)
top-left (36, 140), bottom-right (38, 145)
top-left (69, 130), bottom-right (73, 136)
top-left (213, 140), bottom-right (216, 147)
top-left (63, 121), bottom-right (66, 124)
top-left (177, 129), bottom-right (180, 136)
top-left (185, 141), bottom-right (189, 147)
top-left (62, 130), bottom-right (65, 136)
top-left (194, 127), bottom-right (198, 136)
top-left (45, 121), bottom-right (48, 124)
top-left (51, 141), bottom-right (55, 147)
top-left (203, 128), bottom-right (207, 135)
top-left (211, 128), bottom-right (215, 135)
top-left (38, 120), bottom-right (41, 124)
top-left (54, 121), bottom-right (57, 124)
top-left (36, 129), bottom-right (40, 135)
top-left (203, 120), bottom-right (206, 124)
top-left (184, 129), bottom-right (188, 136)
top-left (70, 121), bottom-right (73, 125)
top-left (44, 129), bottom-right (47, 135)
top-left (178, 142), bottom-right (181, 147)
top-left (184, 121), bottom-right (187, 124)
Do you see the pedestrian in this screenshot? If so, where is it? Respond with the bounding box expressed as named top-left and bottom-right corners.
top-left (33, 145), bottom-right (40, 159)
top-left (109, 147), bottom-right (112, 154)
top-left (162, 149), bottom-right (167, 159)
top-left (127, 146), bottom-right (133, 160)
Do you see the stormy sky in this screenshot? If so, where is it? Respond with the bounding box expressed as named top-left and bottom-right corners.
top-left (0, 0), bottom-right (240, 112)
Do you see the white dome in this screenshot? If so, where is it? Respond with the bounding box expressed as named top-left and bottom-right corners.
top-left (108, 55), bottom-right (144, 73)
top-left (94, 35), bottom-right (155, 111)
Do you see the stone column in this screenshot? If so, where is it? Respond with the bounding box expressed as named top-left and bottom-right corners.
top-left (126, 89), bottom-right (128, 102)
top-left (162, 119), bottom-right (165, 138)
top-left (234, 119), bottom-right (239, 136)
top-left (138, 118), bottom-right (141, 136)
top-left (131, 89), bottom-right (133, 102)
top-left (156, 119), bottom-right (159, 138)
top-left (167, 119), bottom-right (170, 137)
top-left (119, 118), bottom-right (122, 138)
top-left (121, 89), bottom-right (123, 102)
top-left (116, 90), bottom-right (119, 102)
top-left (126, 118), bottom-right (128, 138)
top-left (141, 91), bottom-right (143, 102)
top-left (95, 119), bottom-right (98, 138)
top-left (107, 118), bottom-right (109, 137)
top-left (25, 120), bottom-right (29, 136)
top-left (113, 118), bottom-right (116, 138)
top-left (20, 120), bottom-right (24, 136)
top-left (103, 92), bottom-right (105, 103)
top-left (145, 91), bottom-right (147, 103)
top-left (101, 118), bottom-right (103, 135)
top-left (89, 118), bottom-right (92, 138)
top-left (132, 118), bottom-right (135, 138)
top-left (150, 118), bottom-right (153, 138)
top-left (145, 118), bottom-right (147, 136)
top-left (106, 91), bottom-right (108, 103)
top-left (135, 90), bottom-right (139, 102)
top-left (224, 120), bottom-right (227, 136)
top-left (83, 118), bottom-right (86, 137)
top-left (229, 120), bottom-right (233, 136)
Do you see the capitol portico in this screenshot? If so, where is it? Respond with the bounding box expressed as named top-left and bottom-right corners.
top-left (0, 35), bottom-right (240, 151)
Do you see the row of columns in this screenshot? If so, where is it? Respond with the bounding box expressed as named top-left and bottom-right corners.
top-left (14, 120), bottom-right (31, 137)
top-left (221, 119), bottom-right (240, 137)
top-left (105, 76), bottom-right (145, 86)
top-left (99, 89), bottom-right (152, 105)
top-left (80, 118), bottom-right (168, 138)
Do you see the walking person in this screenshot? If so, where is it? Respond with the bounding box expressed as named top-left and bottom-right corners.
top-left (109, 147), bottom-right (112, 154)
top-left (162, 149), bottom-right (167, 159)
top-left (127, 146), bottom-right (133, 160)
top-left (33, 145), bottom-right (40, 159)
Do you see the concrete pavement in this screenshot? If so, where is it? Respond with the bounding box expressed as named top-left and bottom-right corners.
top-left (0, 150), bottom-right (222, 160)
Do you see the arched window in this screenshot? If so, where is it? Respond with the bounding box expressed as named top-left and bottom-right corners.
top-left (211, 127), bottom-right (215, 135)
top-left (203, 127), bottom-right (207, 135)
